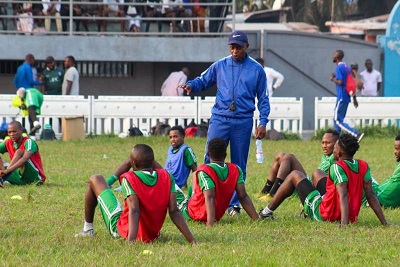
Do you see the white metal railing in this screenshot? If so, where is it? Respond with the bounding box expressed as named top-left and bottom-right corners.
top-left (315, 97), bottom-right (400, 130)
top-left (0, 0), bottom-right (235, 36)
top-left (0, 95), bottom-right (303, 137)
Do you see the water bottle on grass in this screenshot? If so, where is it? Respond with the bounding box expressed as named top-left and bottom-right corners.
top-left (255, 139), bottom-right (264, 164)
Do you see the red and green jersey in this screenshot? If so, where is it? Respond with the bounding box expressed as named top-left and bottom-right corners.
top-left (117, 169), bottom-right (175, 242)
top-left (320, 159), bottom-right (370, 222)
top-left (188, 163), bottom-right (243, 223)
top-left (0, 137), bottom-right (46, 182)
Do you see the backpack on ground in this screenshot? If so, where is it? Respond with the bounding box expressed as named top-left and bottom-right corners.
top-left (128, 127), bottom-right (143, 137)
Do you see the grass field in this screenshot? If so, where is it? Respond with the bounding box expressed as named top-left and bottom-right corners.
top-left (1, 135), bottom-right (400, 266)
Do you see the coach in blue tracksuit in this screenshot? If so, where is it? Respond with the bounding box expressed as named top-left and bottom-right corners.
top-left (179, 31), bottom-right (270, 216)
top-left (330, 50), bottom-right (364, 142)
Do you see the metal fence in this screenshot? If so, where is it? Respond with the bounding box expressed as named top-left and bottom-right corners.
top-left (0, 0), bottom-right (236, 36)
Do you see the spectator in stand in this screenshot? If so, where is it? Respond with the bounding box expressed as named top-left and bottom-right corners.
top-left (162, 0), bottom-right (191, 32)
top-left (161, 67), bottom-right (190, 96)
top-left (0, 2), bottom-right (8, 30)
top-left (32, 0), bottom-right (45, 29)
top-left (192, 0), bottom-right (206, 32)
top-left (359, 59), bottom-right (382, 97)
top-left (79, 0), bottom-right (102, 32)
top-left (102, 0), bottom-right (126, 32)
top-left (14, 2), bottom-right (34, 34)
top-left (62, 55), bottom-right (80, 95)
top-left (124, 0), bottom-right (145, 32)
top-left (144, 0), bottom-right (163, 32)
top-left (42, 0), bottom-right (63, 32)
top-left (256, 57), bottom-right (284, 97)
top-left (60, 0), bottom-right (86, 32)
top-left (181, 0), bottom-right (192, 32)
top-left (14, 54), bottom-right (43, 90)
top-left (42, 56), bottom-right (64, 95)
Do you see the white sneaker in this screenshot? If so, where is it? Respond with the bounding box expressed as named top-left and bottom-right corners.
top-left (74, 229), bottom-right (95, 237)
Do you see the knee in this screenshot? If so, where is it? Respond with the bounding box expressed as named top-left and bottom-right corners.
top-left (274, 152), bottom-right (286, 162)
top-left (288, 170), bottom-right (305, 182)
top-left (88, 174), bottom-right (105, 186)
top-left (283, 153), bottom-right (296, 161)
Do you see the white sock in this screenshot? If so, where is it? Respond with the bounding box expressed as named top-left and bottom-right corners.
top-left (83, 221), bottom-right (93, 231)
top-left (262, 206), bottom-right (273, 214)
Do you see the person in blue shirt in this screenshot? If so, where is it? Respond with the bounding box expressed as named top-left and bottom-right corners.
top-left (13, 54), bottom-right (43, 90)
top-left (330, 50), bottom-right (364, 142)
top-left (164, 126), bottom-right (197, 189)
top-left (179, 31), bottom-right (270, 216)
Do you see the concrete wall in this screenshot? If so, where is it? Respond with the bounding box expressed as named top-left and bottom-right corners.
top-left (0, 31), bottom-right (381, 129)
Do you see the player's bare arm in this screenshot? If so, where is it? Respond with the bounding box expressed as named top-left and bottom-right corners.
top-left (336, 182), bottom-right (349, 226)
top-left (236, 183), bottom-right (259, 221)
top-left (364, 180), bottom-right (388, 225)
top-left (204, 189), bottom-right (216, 227)
top-left (190, 163), bottom-right (198, 173)
top-left (7, 150), bottom-right (33, 174)
top-left (168, 192), bottom-right (196, 244)
top-left (126, 194), bottom-right (140, 243)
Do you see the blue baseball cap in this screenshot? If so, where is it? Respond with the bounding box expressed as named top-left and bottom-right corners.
top-left (228, 31), bottom-right (248, 46)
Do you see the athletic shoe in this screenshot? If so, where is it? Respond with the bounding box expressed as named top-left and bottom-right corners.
top-left (29, 123), bottom-right (41, 136)
top-left (258, 209), bottom-right (274, 220)
top-left (227, 206), bottom-right (241, 217)
top-left (74, 229), bottom-right (95, 237)
top-left (258, 193), bottom-right (272, 202)
top-left (357, 133), bottom-right (364, 143)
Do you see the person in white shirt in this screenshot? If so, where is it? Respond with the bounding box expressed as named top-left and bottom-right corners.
top-left (161, 67), bottom-right (190, 96)
top-left (62, 55), bottom-right (80, 95)
top-left (359, 59), bottom-right (382, 97)
top-left (256, 58), bottom-right (284, 97)
top-left (42, 0), bottom-right (62, 32)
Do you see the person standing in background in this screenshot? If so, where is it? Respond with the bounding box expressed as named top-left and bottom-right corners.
top-left (359, 59), bottom-right (382, 97)
top-left (329, 50), bottom-right (363, 142)
top-left (161, 67), bottom-right (190, 96)
top-left (62, 55), bottom-right (79, 95)
top-left (256, 57), bottom-right (284, 97)
top-left (14, 54), bottom-right (43, 90)
top-left (42, 56), bottom-right (64, 95)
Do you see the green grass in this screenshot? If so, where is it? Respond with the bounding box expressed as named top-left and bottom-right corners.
top-left (1, 136), bottom-right (400, 266)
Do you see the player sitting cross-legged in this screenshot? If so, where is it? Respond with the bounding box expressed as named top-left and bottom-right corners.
top-left (75, 144), bottom-right (196, 244)
top-left (259, 133), bottom-right (388, 226)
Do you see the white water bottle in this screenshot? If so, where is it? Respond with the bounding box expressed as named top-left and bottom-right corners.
top-left (255, 139), bottom-right (264, 164)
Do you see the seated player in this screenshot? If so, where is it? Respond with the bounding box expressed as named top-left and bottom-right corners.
top-left (259, 129), bottom-right (339, 200)
top-left (75, 143), bottom-right (196, 244)
top-left (310, 129), bottom-right (340, 191)
top-left (259, 133), bottom-right (388, 226)
top-left (164, 126), bottom-right (197, 189)
top-left (179, 137), bottom-right (259, 226)
top-left (0, 121), bottom-right (46, 186)
top-left (367, 135), bottom-right (400, 208)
